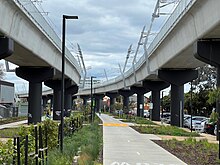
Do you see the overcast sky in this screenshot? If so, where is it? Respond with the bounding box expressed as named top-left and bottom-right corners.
top-left (37, 0), bottom-right (176, 79)
top-left (3, 0), bottom-right (179, 93)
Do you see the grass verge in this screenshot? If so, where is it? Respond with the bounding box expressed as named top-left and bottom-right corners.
top-left (121, 117), bottom-right (157, 125)
top-left (48, 120), bottom-right (102, 165)
top-left (0, 127), bottom-right (20, 138)
top-left (132, 125), bottom-right (199, 137)
top-left (0, 116), bottom-right (27, 125)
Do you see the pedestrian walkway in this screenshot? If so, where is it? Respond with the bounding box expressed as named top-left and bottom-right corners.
top-left (0, 120), bottom-right (27, 130)
top-left (0, 116), bottom-right (51, 130)
top-left (99, 114), bottom-right (186, 165)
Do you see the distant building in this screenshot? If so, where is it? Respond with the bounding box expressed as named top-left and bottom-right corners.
top-left (0, 80), bottom-right (17, 118)
top-left (0, 80), bottom-right (14, 104)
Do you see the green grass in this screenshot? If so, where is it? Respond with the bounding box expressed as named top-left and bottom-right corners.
top-left (0, 127), bottom-right (20, 138)
top-left (132, 125), bottom-right (200, 137)
top-left (48, 120), bottom-right (102, 165)
top-left (121, 117), bottom-right (157, 125)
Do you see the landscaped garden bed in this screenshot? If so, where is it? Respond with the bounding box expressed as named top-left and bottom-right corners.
top-left (48, 120), bottom-right (103, 165)
top-left (131, 122), bottom-right (220, 164)
top-left (121, 117), bottom-right (157, 125)
top-left (131, 125), bottom-right (200, 137)
top-left (154, 138), bottom-right (220, 165)
top-left (0, 113), bottom-right (103, 165)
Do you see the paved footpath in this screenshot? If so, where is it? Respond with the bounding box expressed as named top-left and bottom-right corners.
top-left (0, 120), bottom-right (27, 129)
top-left (99, 114), bottom-right (187, 165)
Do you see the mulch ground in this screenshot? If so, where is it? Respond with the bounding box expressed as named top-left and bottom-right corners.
top-left (96, 147), bottom-right (103, 164)
top-left (153, 140), bottom-right (220, 165)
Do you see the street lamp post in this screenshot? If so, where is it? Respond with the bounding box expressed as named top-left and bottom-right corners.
top-left (90, 76), bottom-right (96, 122)
top-left (190, 81), bottom-right (193, 132)
top-left (161, 91), bottom-right (164, 119)
top-left (61, 15), bottom-right (78, 152)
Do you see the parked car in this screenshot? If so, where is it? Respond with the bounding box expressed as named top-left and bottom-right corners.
top-left (160, 112), bottom-right (171, 124)
top-left (161, 112), bottom-right (170, 119)
top-left (144, 110), bottom-right (149, 118)
top-left (184, 116), bottom-right (207, 130)
top-left (214, 124), bottom-right (217, 135)
top-left (199, 118), bottom-right (210, 133)
top-left (183, 115), bottom-right (191, 127)
top-left (205, 122), bottom-right (216, 135)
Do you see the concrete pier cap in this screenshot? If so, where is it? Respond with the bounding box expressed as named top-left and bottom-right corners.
top-left (16, 67), bottom-right (54, 124)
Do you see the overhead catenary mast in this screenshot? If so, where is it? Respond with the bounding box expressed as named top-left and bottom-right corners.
top-left (132, 26), bottom-right (146, 82)
top-left (123, 44), bottom-right (133, 73)
top-left (104, 69), bottom-right (108, 81)
top-left (77, 44), bottom-right (87, 88)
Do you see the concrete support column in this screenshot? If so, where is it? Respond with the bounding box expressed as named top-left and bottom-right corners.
top-left (44, 80), bottom-right (62, 120)
top-left (95, 98), bottom-right (100, 113)
top-left (64, 80), bottom-right (78, 111)
top-left (94, 94), bottom-right (104, 113)
top-left (106, 92), bottom-right (118, 113)
top-left (64, 94), bottom-right (72, 110)
top-left (123, 97), bottom-right (129, 111)
top-left (53, 88), bottom-right (61, 120)
top-left (143, 81), bottom-right (170, 121)
top-left (195, 40), bottom-right (220, 139)
top-left (28, 82), bottom-right (42, 124)
top-left (118, 89), bottom-right (134, 113)
top-left (137, 94), bottom-right (144, 117)
top-left (151, 90), bottom-right (160, 120)
top-left (158, 69), bottom-right (198, 126)
top-left (16, 67), bottom-right (54, 124)
top-left (83, 98), bottom-right (87, 106)
top-left (171, 84), bottom-right (184, 126)
top-left (131, 86), bottom-right (150, 117)
top-left (81, 95), bottom-right (90, 106)
top-left (217, 67), bottom-right (220, 140)
top-left (64, 84), bottom-right (78, 111)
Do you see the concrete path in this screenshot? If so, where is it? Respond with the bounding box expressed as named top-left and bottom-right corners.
top-left (0, 120), bottom-right (27, 129)
top-left (99, 114), bottom-right (187, 165)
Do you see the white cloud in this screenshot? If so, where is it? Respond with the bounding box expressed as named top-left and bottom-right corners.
top-left (38, 0), bottom-right (158, 78)
top-left (2, 0), bottom-right (180, 93)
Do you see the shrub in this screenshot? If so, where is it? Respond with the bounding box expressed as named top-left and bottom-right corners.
top-left (48, 121), bottom-right (102, 165)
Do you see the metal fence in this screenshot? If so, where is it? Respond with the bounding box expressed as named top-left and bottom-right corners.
top-left (13, 125), bottom-right (48, 165)
top-left (9, 116), bottom-right (84, 165)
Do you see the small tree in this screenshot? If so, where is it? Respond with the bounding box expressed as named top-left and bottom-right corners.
top-left (209, 111), bottom-right (218, 124)
top-left (114, 102), bottom-right (123, 110)
top-left (208, 88), bottom-right (220, 105)
top-left (208, 88), bottom-right (220, 123)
